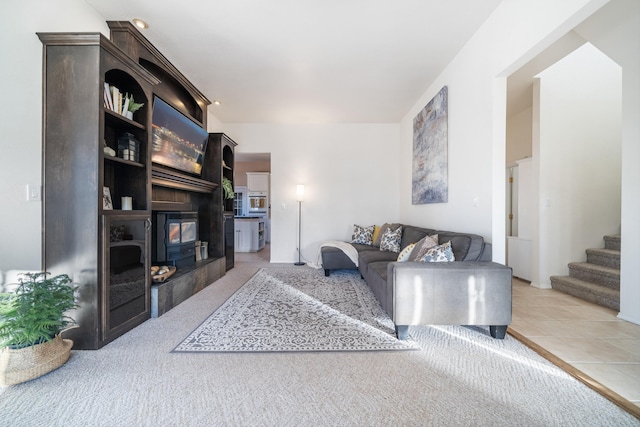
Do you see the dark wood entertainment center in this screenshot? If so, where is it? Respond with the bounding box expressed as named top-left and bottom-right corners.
top-left (38, 22), bottom-right (236, 349)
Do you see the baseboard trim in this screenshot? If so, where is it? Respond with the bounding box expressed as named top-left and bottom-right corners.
top-left (508, 328), bottom-right (640, 420)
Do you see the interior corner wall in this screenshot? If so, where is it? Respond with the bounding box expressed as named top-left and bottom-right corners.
top-left (618, 9), bottom-right (640, 325)
top-left (206, 110), bottom-right (224, 131)
top-left (572, 0), bottom-right (640, 324)
top-left (0, 0), bottom-right (109, 272)
top-left (398, 0), bottom-right (607, 263)
top-left (221, 123), bottom-right (401, 263)
top-left (506, 107), bottom-right (533, 165)
top-left (536, 43), bottom-right (622, 286)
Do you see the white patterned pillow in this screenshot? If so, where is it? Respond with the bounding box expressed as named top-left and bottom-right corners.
top-left (373, 223), bottom-right (401, 247)
top-left (396, 243), bottom-right (416, 261)
top-left (418, 240), bottom-right (455, 263)
top-left (380, 226), bottom-right (403, 253)
top-left (351, 224), bottom-right (375, 245)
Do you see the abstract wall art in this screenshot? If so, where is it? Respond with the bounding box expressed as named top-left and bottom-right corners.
top-left (412, 85), bottom-right (448, 204)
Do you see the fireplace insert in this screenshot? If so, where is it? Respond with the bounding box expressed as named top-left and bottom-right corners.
top-left (153, 211), bottom-right (198, 267)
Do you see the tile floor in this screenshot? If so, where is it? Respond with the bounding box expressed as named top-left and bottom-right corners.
top-left (509, 278), bottom-right (640, 412)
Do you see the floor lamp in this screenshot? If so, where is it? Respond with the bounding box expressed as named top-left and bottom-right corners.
top-left (294, 184), bottom-right (305, 266)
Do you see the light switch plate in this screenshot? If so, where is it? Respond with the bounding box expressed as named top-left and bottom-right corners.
top-left (27, 184), bottom-right (41, 201)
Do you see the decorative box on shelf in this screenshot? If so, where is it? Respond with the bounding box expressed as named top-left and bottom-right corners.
top-left (117, 132), bottom-right (140, 162)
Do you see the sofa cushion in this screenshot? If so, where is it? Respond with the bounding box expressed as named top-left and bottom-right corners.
top-left (408, 234), bottom-right (439, 261)
top-left (366, 261), bottom-right (393, 314)
top-left (374, 223), bottom-right (401, 247)
top-left (380, 226), bottom-right (403, 253)
top-left (359, 249), bottom-right (398, 267)
top-left (321, 246), bottom-right (358, 270)
top-left (352, 224), bottom-right (374, 245)
top-left (371, 225), bottom-right (381, 246)
top-left (435, 231), bottom-right (484, 261)
top-left (418, 241), bottom-right (455, 262)
top-left (351, 243), bottom-right (378, 253)
top-left (397, 243), bottom-right (416, 262)
top-left (400, 226), bottom-right (437, 250)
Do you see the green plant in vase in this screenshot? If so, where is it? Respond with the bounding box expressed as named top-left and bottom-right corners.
top-left (222, 177), bottom-right (234, 199)
top-left (126, 94), bottom-right (144, 119)
top-left (0, 272), bottom-right (79, 385)
top-left (0, 272), bottom-right (78, 349)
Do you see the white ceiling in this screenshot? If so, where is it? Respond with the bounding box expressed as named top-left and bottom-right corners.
top-left (85, 0), bottom-right (502, 123)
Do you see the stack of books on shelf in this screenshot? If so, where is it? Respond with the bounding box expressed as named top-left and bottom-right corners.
top-left (104, 83), bottom-right (132, 118)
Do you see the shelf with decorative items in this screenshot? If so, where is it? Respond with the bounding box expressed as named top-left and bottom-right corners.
top-left (205, 133), bottom-right (237, 270)
top-left (102, 70), bottom-right (149, 213)
top-left (103, 81), bottom-right (145, 121)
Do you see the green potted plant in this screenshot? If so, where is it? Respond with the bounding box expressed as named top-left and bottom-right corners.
top-left (0, 272), bottom-right (79, 386)
top-left (222, 177), bottom-right (234, 200)
top-left (125, 94), bottom-right (144, 120)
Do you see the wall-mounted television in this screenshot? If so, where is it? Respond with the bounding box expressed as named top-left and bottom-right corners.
top-left (151, 97), bottom-right (208, 176)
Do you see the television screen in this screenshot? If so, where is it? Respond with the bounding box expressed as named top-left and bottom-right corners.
top-left (151, 97), bottom-right (208, 175)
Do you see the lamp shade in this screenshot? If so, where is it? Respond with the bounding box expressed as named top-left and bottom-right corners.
top-left (296, 184), bottom-right (305, 202)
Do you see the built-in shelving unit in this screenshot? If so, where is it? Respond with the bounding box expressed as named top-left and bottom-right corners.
top-left (107, 21), bottom-right (228, 319)
top-left (39, 32), bottom-right (159, 349)
top-left (207, 133), bottom-right (238, 271)
top-left (38, 23), bottom-right (232, 348)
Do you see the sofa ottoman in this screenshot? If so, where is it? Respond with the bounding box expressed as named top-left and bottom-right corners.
top-left (320, 246), bottom-right (357, 276)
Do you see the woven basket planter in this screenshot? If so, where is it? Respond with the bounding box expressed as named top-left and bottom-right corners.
top-left (0, 335), bottom-right (73, 386)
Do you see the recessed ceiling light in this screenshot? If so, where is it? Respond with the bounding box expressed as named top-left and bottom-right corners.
top-left (132, 18), bottom-right (148, 29)
top-left (213, 100), bottom-right (222, 106)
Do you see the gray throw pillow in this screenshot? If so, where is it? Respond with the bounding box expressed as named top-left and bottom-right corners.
top-left (408, 234), bottom-right (439, 261)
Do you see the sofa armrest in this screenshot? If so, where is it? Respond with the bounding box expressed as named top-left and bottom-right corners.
top-left (388, 261), bottom-right (512, 326)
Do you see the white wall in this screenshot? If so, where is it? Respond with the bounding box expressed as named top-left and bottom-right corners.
top-left (536, 43), bottom-right (621, 285)
top-left (506, 107), bottom-right (533, 165)
top-left (574, 0), bottom-right (640, 323)
top-left (219, 124), bottom-right (401, 263)
top-left (398, 0), bottom-right (609, 265)
top-left (0, 0), bottom-right (109, 271)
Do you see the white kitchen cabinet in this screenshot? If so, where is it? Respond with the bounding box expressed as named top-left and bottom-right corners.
top-left (235, 218), bottom-right (265, 252)
top-left (247, 172), bottom-right (270, 192)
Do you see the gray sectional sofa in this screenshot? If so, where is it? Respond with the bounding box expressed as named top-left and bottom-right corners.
top-left (321, 225), bottom-right (512, 339)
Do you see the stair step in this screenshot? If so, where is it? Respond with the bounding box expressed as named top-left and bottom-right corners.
top-left (568, 262), bottom-right (619, 290)
top-left (586, 248), bottom-right (620, 269)
top-left (603, 234), bottom-right (621, 251)
top-left (550, 276), bottom-right (619, 311)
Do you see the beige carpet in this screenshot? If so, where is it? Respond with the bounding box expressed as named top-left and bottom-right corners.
top-left (1, 260), bottom-right (638, 427)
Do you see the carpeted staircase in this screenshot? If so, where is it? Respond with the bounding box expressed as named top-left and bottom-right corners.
top-left (550, 234), bottom-right (620, 311)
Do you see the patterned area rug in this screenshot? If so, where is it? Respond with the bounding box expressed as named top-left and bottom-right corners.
top-left (173, 267), bottom-right (420, 352)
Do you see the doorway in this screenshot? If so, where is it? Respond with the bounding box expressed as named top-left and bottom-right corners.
top-left (505, 36), bottom-right (622, 289)
top-left (234, 153), bottom-right (272, 261)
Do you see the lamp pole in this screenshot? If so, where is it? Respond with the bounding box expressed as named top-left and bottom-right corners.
top-left (295, 184), bottom-right (305, 266)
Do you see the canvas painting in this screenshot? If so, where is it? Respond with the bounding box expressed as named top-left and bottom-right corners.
top-left (412, 86), bottom-right (448, 204)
